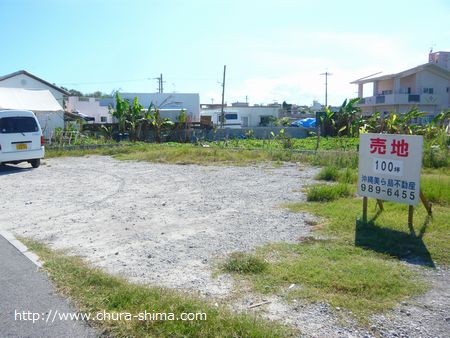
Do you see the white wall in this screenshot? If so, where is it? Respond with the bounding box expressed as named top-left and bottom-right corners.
top-left (0, 74), bottom-right (65, 107)
top-left (34, 111), bottom-right (65, 139)
top-left (417, 70), bottom-right (450, 110)
top-left (120, 93), bottom-right (200, 122)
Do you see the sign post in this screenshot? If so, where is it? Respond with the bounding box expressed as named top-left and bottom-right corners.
top-left (357, 133), bottom-right (430, 225)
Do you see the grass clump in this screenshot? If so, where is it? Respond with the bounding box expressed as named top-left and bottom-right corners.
top-left (21, 239), bottom-right (293, 337)
top-left (421, 174), bottom-right (450, 205)
top-left (251, 241), bottom-right (426, 321)
top-left (223, 252), bottom-right (268, 274)
top-left (315, 166), bottom-right (339, 181)
top-left (315, 166), bottom-right (358, 184)
top-left (306, 183), bottom-right (352, 202)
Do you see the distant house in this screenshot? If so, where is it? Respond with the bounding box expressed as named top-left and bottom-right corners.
top-left (200, 103), bottom-right (280, 127)
top-left (0, 70), bottom-right (69, 108)
top-left (66, 96), bottom-right (113, 123)
top-left (351, 53), bottom-right (450, 119)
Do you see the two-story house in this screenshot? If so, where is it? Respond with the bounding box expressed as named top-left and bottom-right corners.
top-left (351, 51), bottom-right (450, 119)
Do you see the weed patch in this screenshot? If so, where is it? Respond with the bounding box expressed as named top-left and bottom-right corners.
top-left (250, 242), bottom-right (426, 321)
top-left (315, 166), bottom-right (340, 181)
top-left (223, 252), bottom-right (268, 274)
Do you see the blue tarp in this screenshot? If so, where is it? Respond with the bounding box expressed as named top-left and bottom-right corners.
top-left (291, 118), bottom-right (316, 128)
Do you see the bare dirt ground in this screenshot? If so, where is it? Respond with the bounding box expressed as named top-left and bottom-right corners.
top-left (1, 156), bottom-right (448, 337)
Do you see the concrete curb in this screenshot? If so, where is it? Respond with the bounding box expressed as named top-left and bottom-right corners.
top-left (0, 231), bottom-right (42, 268)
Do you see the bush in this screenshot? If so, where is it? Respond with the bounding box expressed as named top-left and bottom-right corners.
top-left (223, 252), bottom-right (268, 274)
top-left (307, 183), bottom-right (352, 202)
top-left (422, 145), bottom-right (449, 168)
top-left (316, 166), bottom-right (340, 181)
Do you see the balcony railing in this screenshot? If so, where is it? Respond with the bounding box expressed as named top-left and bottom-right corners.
top-left (357, 93), bottom-right (440, 106)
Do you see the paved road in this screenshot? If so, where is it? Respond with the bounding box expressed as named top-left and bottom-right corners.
top-left (0, 234), bottom-right (97, 338)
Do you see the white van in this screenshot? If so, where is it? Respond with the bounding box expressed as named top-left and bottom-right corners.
top-left (202, 111), bottom-right (242, 129)
top-left (0, 110), bottom-right (45, 168)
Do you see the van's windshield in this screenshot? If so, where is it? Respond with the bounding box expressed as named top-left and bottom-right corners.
top-left (0, 117), bottom-right (39, 134)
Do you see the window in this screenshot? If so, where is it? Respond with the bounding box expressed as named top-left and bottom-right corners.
top-left (0, 117), bottom-right (38, 133)
top-left (423, 88), bottom-right (434, 94)
top-left (224, 113), bottom-right (238, 120)
top-left (100, 116), bottom-right (107, 123)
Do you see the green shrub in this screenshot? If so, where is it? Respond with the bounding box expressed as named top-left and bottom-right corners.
top-left (316, 166), bottom-right (339, 181)
top-left (223, 252), bottom-right (268, 274)
top-left (307, 183), bottom-right (352, 202)
top-left (422, 145), bottom-right (449, 168)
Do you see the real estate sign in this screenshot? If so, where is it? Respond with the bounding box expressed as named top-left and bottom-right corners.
top-left (357, 133), bottom-right (423, 206)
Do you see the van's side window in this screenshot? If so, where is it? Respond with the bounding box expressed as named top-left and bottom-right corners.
top-left (0, 117), bottom-right (39, 133)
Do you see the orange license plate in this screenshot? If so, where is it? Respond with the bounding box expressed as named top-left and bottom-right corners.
top-left (16, 143), bottom-right (28, 150)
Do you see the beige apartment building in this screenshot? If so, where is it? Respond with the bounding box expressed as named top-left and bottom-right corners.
top-left (352, 51), bottom-right (450, 119)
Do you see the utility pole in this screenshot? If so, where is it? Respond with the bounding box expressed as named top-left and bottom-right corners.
top-left (220, 65), bottom-right (226, 128)
top-left (154, 74), bottom-right (165, 93)
top-left (320, 71), bottom-right (332, 107)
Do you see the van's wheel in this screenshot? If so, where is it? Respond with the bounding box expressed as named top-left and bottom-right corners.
top-left (30, 159), bottom-right (41, 168)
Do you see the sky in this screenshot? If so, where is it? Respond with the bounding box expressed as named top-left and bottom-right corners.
top-left (0, 0), bottom-right (449, 106)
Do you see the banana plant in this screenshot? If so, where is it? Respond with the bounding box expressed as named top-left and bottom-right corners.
top-left (126, 97), bottom-right (144, 141)
top-left (111, 92), bottom-right (129, 133)
top-left (146, 103), bottom-right (174, 143)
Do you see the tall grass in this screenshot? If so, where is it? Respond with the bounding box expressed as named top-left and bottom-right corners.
top-left (306, 183), bottom-right (352, 202)
top-left (421, 174), bottom-right (450, 205)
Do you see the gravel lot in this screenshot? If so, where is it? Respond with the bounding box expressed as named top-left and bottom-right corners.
top-left (1, 156), bottom-right (448, 338)
top-left (0, 156), bottom-right (318, 296)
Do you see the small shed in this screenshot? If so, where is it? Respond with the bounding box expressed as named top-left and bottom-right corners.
top-left (0, 87), bottom-right (64, 138)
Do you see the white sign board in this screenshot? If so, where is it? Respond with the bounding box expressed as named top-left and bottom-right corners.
top-left (358, 133), bottom-right (423, 205)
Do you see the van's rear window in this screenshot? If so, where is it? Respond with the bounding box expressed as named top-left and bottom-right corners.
top-left (0, 117), bottom-right (39, 133)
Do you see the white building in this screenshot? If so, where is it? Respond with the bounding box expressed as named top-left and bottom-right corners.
top-left (66, 96), bottom-right (112, 123)
top-left (117, 93), bottom-right (200, 122)
top-left (0, 70), bottom-right (69, 108)
top-left (352, 53), bottom-right (450, 117)
top-left (200, 103), bottom-right (280, 127)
